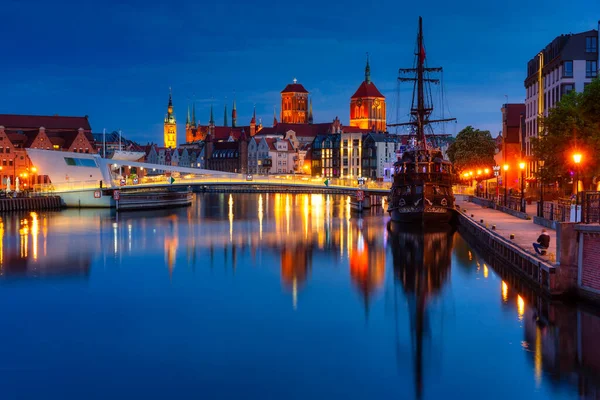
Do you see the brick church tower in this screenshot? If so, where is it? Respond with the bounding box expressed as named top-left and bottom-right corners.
top-left (281, 78), bottom-right (309, 124)
top-left (350, 56), bottom-right (386, 132)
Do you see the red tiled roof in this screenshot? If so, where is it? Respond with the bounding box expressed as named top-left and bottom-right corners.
top-left (264, 138), bottom-right (277, 151)
top-left (281, 83), bottom-right (309, 94)
top-left (0, 114), bottom-right (91, 131)
top-left (193, 125), bottom-right (251, 141)
top-left (351, 81), bottom-right (384, 99)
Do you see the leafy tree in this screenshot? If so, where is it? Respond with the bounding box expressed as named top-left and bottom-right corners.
top-left (446, 126), bottom-right (496, 173)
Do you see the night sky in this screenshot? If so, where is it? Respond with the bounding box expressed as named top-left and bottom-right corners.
top-left (2, 0), bottom-right (597, 143)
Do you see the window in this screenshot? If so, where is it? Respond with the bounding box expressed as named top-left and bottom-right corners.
top-left (8, 160), bottom-right (13, 166)
top-left (586, 37), bottom-right (597, 53)
top-left (5, 147), bottom-right (9, 154)
top-left (64, 157), bottom-right (98, 167)
top-left (586, 61), bottom-right (597, 78)
top-left (562, 83), bottom-right (574, 96)
top-left (0, 147), bottom-right (3, 153)
top-left (563, 61), bottom-right (573, 77)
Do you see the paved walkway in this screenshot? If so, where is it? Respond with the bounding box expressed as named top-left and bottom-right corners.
top-left (456, 198), bottom-right (557, 264)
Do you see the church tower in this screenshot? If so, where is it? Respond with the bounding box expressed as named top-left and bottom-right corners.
top-left (281, 78), bottom-right (309, 124)
top-left (164, 89), bottom-right (177, 148)
top-left (350, 55), bottom-right (386, 132)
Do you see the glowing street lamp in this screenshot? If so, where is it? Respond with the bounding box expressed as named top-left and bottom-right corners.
top-left (573, 153), bottom-right (582, 219)
top-left (484, 168), bottom-right (490, 174)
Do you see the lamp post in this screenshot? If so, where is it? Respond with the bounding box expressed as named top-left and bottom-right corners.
top-left (573, 153), bottom-right (582, 221)
top-left (493, 166), bottom-right (500, 204)
top-left (538, 159), bottom-right (545, 218)
top-left (503, 164), bottom-right (509, 207)
top-left (519, 162), bottom-right (525, 212)
top-left (484, 168), bottom-right (490, 199)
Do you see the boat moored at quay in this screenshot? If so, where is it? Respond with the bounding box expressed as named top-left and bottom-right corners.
top-left (387, 16), bottom-right (457, 224)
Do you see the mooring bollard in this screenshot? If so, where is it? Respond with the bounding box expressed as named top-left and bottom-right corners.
top-left (492, 225), bottom-right (496, 230)
top-left (480, 219), bottom-right (484, 223)
top-left (471, 214), bottom-right (474, 218)
top-left (510, 234), bottom-right (515, 240)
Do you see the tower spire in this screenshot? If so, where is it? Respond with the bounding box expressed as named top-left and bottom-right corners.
top-left (186, 103), bottom-right (190, 126)
top-left (308, 97), bottom-right (313, 124)
top-left (251, 104), bottom-right (256, 124)
top-left (224, 102), bottom-right (228, 127)
top-left (232, 95), bottom-right (237, 128)
top-left (209, 102), bottom-right (214, 125)
top-left (273, 106), bottom-right (278, 127)
top-left (192, 99), bottom-right (197, 127)
top-left (365, 52), bottom-right (371, 84)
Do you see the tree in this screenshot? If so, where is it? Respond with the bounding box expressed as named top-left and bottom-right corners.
top-left (532, 78), bottom-right (600, 187)
top-left (446, 126), bottom-right (496, 173)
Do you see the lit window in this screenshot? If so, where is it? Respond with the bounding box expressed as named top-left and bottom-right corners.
top-left (563, 61), bottom-right (573, 77)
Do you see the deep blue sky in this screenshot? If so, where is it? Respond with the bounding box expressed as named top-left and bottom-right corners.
top-left (1, 0), bottom-right (597, 143)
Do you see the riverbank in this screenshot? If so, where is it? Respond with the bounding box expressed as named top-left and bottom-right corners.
top-left (455, 196), bottom-right (578, 298)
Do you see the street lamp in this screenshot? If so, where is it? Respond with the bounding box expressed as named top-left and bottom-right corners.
top-left (573, 152), bottom-right (582, 221)
top-left (493, 165), bottom-right (501, 204)
top-left (503, 164), bottom-right (509, 207)
top-left (519, 162), bottom-right (525, 212)
top-left (538, 159), bottom-right (545, 217)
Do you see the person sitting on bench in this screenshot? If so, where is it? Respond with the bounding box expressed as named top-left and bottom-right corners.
top-left (533, 229), bottom-right (550, 255)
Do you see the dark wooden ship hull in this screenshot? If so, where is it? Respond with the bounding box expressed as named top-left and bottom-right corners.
top-left (389, 205), bottom-right (454, 223)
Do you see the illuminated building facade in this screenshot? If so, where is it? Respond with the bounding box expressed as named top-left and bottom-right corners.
top-left (349, 57), bottom-right (386, 132)
top-left (0, 114), bottom-right (95, 188)
top-left (524, 27), bottom-right (598, 179)
top-left (281, 79), bottom-right (310, 124)
top-left (164, 89), bottom-right (177, 148)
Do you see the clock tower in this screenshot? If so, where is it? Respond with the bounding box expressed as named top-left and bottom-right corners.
top-left (164, 88), bottom-right (177, 148)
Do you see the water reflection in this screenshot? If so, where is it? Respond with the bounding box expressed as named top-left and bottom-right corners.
top-left (0, 194), bottom-right (600, 399)
top-left (388, 222), bottom-right (454, 400)
top-left (0, 212), bottom-right (91, 279)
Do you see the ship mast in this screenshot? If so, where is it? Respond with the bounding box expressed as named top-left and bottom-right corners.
top-left (416, 16), bottom-right (426, 147)
top-left (388, 17), bottom-right (456, 147)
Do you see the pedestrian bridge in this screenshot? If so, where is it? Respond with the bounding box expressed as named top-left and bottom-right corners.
top-left (26, 148), bottom-right (391, 196)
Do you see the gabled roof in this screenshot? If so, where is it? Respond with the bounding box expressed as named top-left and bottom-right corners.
top-left (351, 81), bottom-right (384, 99)
top-left (281, 83), bottom-right (309, 94)
top-left (0, 114), bottom-right (91, 131)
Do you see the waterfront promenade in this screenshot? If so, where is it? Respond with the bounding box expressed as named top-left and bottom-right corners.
top-left (456, 197), bottom-right (557, 264)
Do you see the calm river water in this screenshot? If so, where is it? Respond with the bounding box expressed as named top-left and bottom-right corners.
top-left (0, 193), bottom-right (598, 399)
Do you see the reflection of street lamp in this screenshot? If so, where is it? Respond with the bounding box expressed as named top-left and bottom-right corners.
top-left (573, 153), bottom-right (582, 219)
top-left (519, 162), bottom-right (525, 212)
top-left (503, 164), bottom-right (509, 206)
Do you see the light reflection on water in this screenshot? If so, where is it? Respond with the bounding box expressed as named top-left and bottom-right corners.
top-left (0, 193), bottom-right (597, 400)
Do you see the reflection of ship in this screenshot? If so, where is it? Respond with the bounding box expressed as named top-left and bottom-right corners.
top-left (388, 222), bottom-right (454, 399)
top-left (387, 17), bottom-right (457, 224)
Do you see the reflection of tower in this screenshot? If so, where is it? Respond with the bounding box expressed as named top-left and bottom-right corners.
top-left (349, 227), bottom-right (385, 316)
top-left (164, 216), bottom-right (178, 278)
top-left (388, 223), bottom-right (454, 400)
top-left (280, 246), bottom-right (312, 310)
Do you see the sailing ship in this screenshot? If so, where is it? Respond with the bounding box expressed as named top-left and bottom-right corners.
top-left (387, 17), bottom-right (457, 223)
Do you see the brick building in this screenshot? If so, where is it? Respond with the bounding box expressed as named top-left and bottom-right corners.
top-left (0, 114), bottom-right (95, 189)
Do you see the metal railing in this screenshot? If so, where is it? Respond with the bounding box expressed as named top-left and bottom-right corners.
top-left (582, 191), bottom-right (600, 224)
top-left (541, 201), bottom-right (571, 222)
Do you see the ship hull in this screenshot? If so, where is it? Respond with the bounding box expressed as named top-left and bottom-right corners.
top-left (389, 206), bottom-right (454, 224)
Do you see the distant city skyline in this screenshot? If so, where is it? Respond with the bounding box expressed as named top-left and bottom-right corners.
top-left (2, 0), bottom-right (597, 143)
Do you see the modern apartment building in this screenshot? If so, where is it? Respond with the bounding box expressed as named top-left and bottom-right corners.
top-left (523, 25), bottom-right (599, 179)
